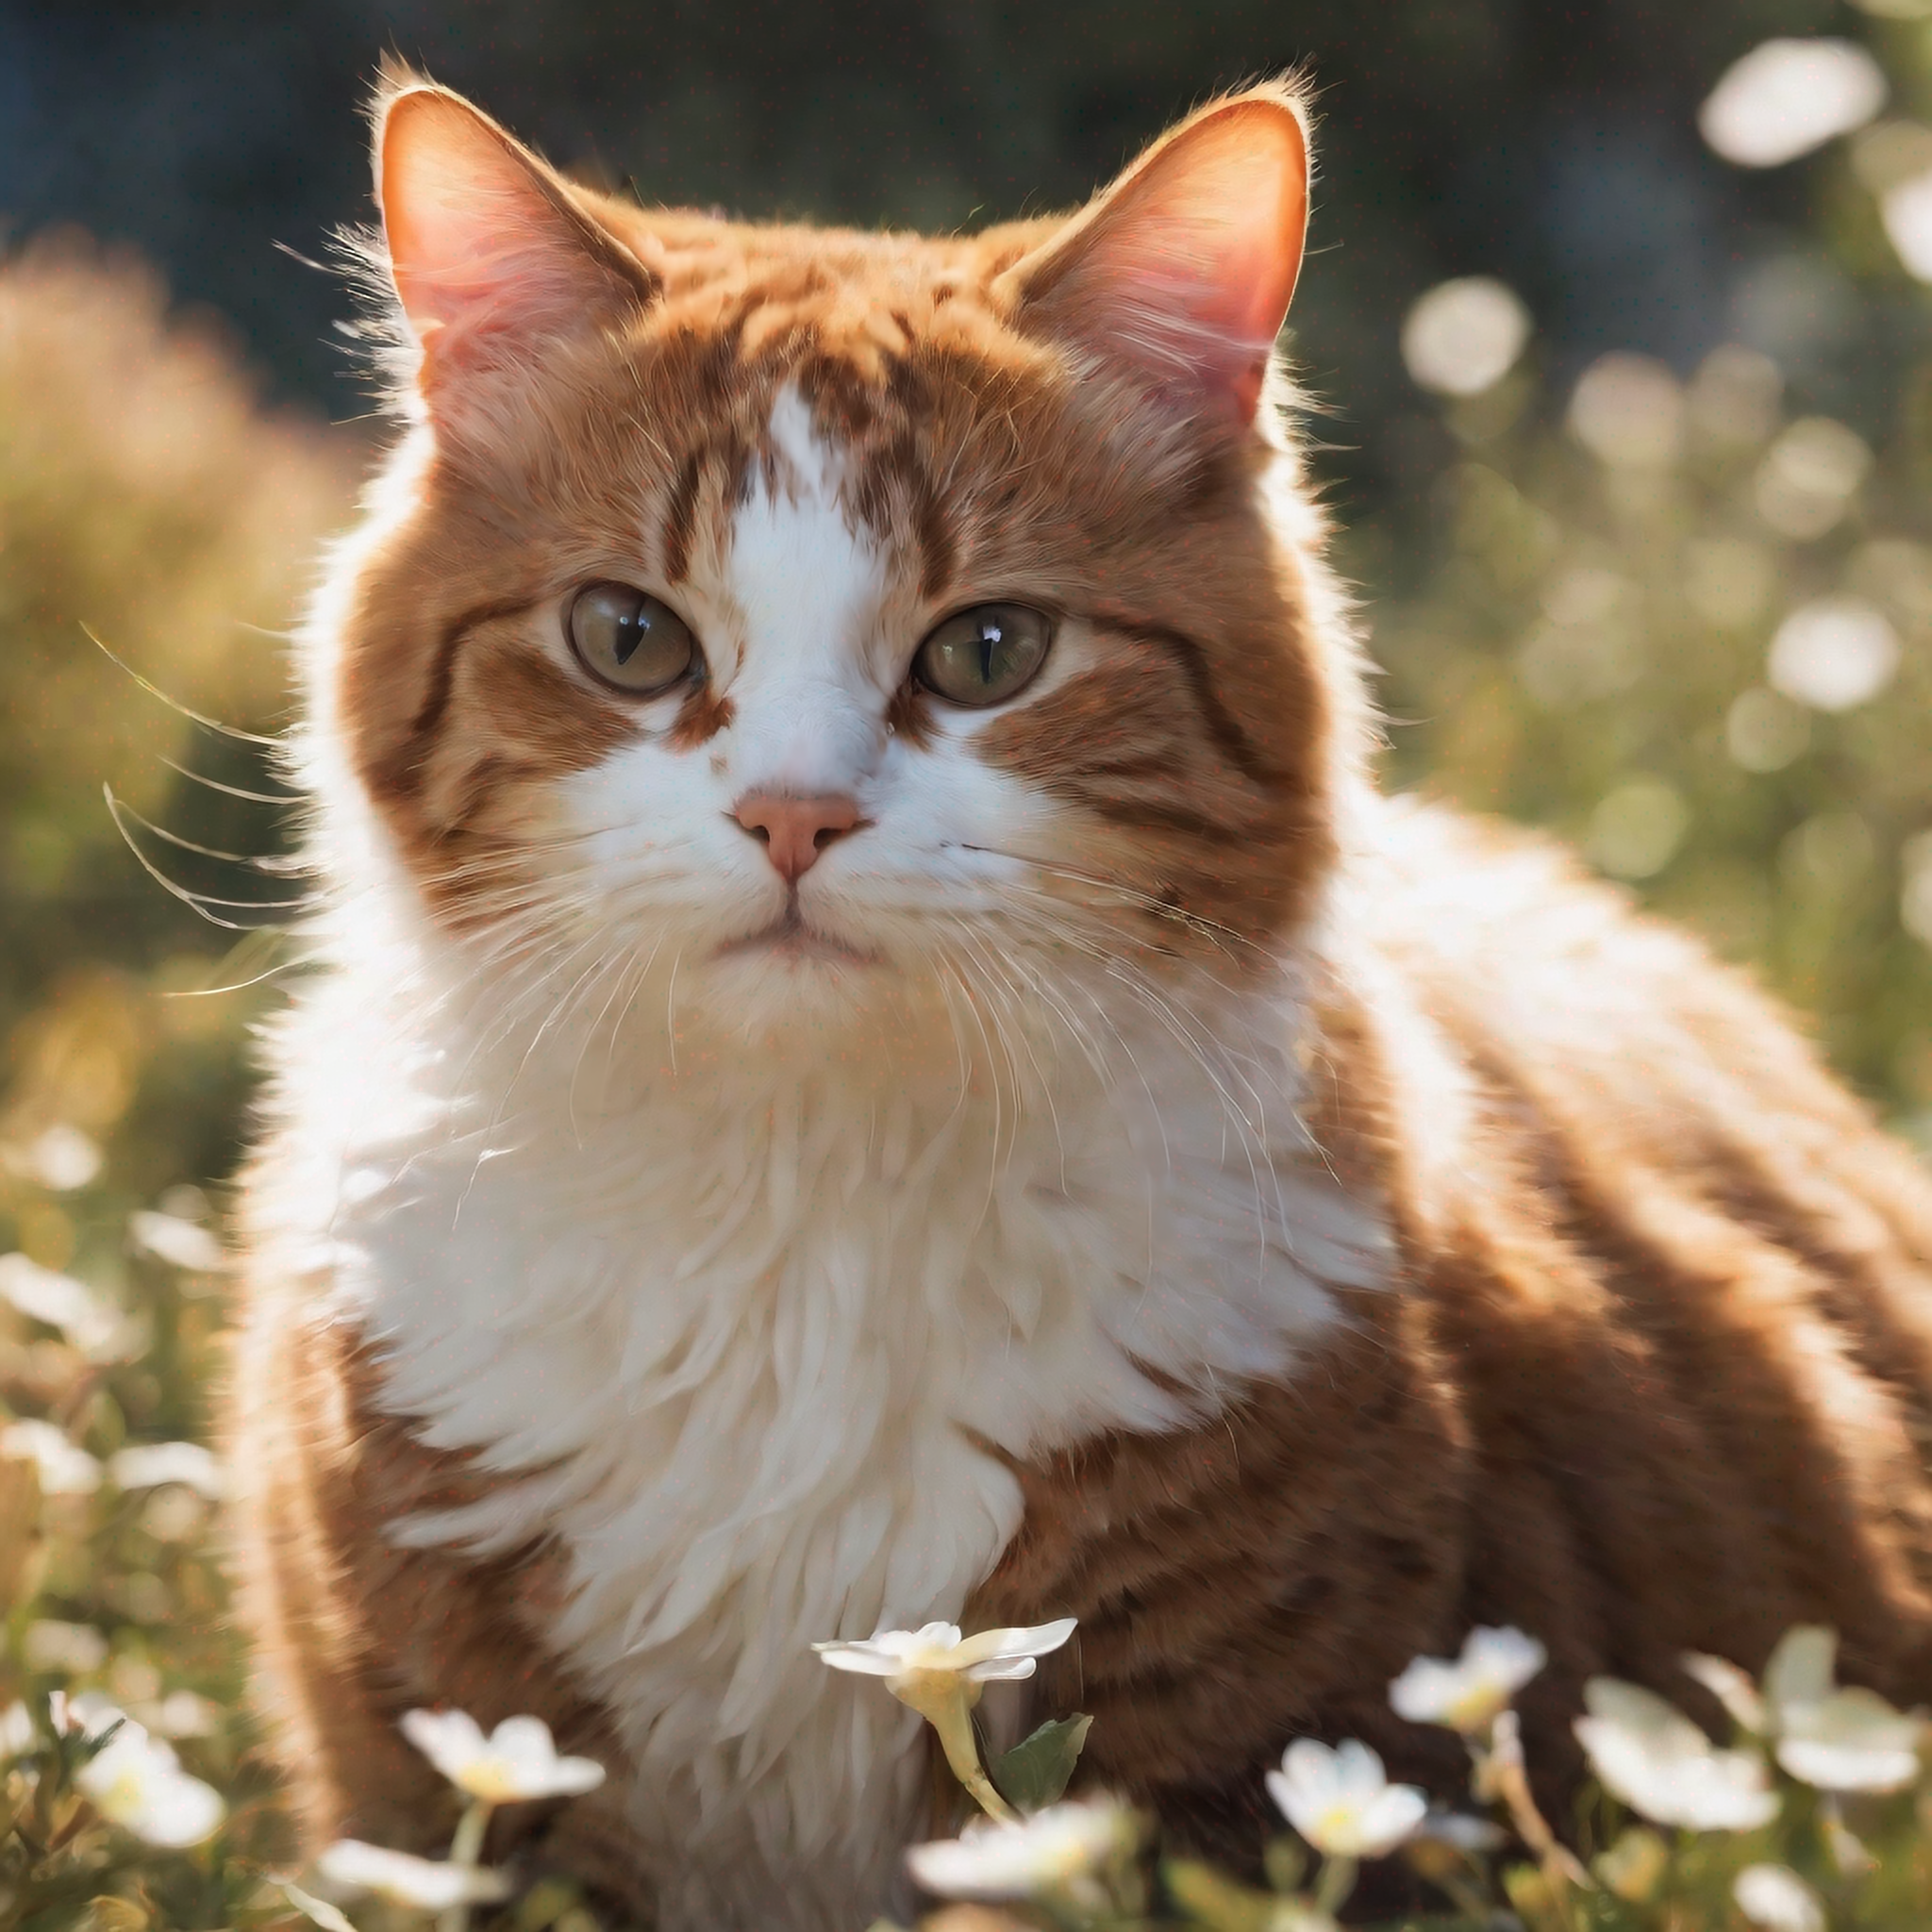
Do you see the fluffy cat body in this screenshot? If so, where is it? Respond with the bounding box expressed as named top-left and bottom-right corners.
top-left (232, 70), bottom-right (1932, 1931)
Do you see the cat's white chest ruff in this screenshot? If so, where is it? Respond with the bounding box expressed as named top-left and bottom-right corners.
top-left (292, 960), bottom-right (1386, 1932)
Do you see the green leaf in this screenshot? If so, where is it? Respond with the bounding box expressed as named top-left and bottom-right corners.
top-left (1263, 1835), bottom-right (1308, 1895)
top-left (988, 1712), bottom-right (1092, 1814)
top-left (1162, 1857), bottom-right (1279, 1932)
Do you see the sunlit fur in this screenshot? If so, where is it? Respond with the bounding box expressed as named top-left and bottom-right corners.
top-left (232, 69), bottom-right (1932, 1932)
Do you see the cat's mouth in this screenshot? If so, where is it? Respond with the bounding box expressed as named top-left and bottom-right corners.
top-left (714, 907), bottom-right (879, 967)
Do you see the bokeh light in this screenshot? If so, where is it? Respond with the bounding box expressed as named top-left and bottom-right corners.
top-left (1699, 39), bottom-right (1886, 168)
top-left (1400, 277), bottom-right (1532, 398)
top-left (1766, 597), bottom-right (1901, 712)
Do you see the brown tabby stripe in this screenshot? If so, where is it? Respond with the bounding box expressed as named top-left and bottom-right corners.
top-left (659, 446), bottom-right (706, 587)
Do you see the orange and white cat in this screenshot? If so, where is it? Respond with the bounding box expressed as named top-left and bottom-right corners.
top-left (231, 66), bottom-right (1932, 1932)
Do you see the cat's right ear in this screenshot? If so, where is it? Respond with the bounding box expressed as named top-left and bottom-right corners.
top-left (374, 78), bottom-right (657, 410)
top-left (992, 82), bottom-right (1310, 434)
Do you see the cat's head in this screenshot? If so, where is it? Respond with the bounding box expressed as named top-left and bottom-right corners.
top-left (316, 70), bottom-right (1357, 1044)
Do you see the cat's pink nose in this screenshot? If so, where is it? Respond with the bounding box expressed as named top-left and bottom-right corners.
top-left (733, 792), bottom-right (861, 881)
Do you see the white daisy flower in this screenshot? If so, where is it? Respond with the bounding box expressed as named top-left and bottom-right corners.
top-left (1390, 1625), bottom-right (1547, 1734)
top-left (315, 1840), bottom-right (510, 1910)
top-left (1682, 1650), bottom-right (1767, 1735)
top-left (816, 1617), bottom-right (1079, 1825)
top-left (814, 1617), bottom-right (1077, 1690)
top-left (906, 1797), bottom-right (1137, 1906)
top-left (1690, 1628), bottom-right (1924, 1792)
top-left (75, 1707), bottom-right (225, 1847)
top-left (1265, 1740), bottom-right (1428, 1858)
top-left (1, 1418), bottom-right (102, 1495)
top-left (1775, 1686), bottom-right (1923, 1792)
top-left (1574, 1678), bottom-right (1778, 1831)
top-left (399, 1709), bottom-right (605, 1804)
top-left (1734, 1862), bottom-right (1825, 1932)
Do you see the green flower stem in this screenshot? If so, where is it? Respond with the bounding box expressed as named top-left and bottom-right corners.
top-left (1312, 1853), bottom-right (1357, 1918)
top-left (890, 1671), bottom-right (1018, 1824)
top-left (439, 1796), bottom-right (495, 1932)
top-left (1474, 1715), bottom-right (1590, 1925)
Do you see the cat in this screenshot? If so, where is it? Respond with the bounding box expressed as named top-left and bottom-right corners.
top-left (229, 63), bottom-right (1932, 1932)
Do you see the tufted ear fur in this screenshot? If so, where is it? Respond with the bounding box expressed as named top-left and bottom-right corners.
top-left (993, 83), bottom-right (1310, 430)
top-left (374, 74), bottom-right (657, 408)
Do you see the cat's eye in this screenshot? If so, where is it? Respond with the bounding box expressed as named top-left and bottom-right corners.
top-left (912, 604), bottom-right (1054, 708)
top-left (568, 581), bottom-right (699, 694)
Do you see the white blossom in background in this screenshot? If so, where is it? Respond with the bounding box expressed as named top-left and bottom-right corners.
top-left (1569, 354), bottom-right (1685, 469)
top-left (128, 1209), bottom-right (224, 1273)
top-left (815, 1618), bottom-right (1077, 1690)
top-left (400, 1709), bottom-right (606, 1803)
top-left (1, 1418), bottom-right (102, 1495)
top-left (316, 1840), bottom-right (510, 1910)
top-left (1734, 1862), bottom-right (1826, 1932)
top-left (1700, 40), bottom-right (1886, 168)
top-left (0, 1253), bottom-right (124, 1357)
top-left (1900, 831), bottom-right (1932, 949)
top-left (1726, 1626), bottom-right (1928, 1792)
top-left (1879, 168), bottom-right (1932, 277)
top-left (1574, 1678), bottom-right (1779, 1830)
top-left (0, 1702), bottom-right (33, 1762)
top-left (1682, 1651), bottom-right (1769, 1734)
top-left (3, 1125), bottom-right (101, 1191)
top-left (152, 1690), bottom-right (221, 1740)
top-left (1411, 1809), bottom-right (1507, 1853)
top-left (1768, 597), bottom-right (1900, 711)
top-left (24, 1620), bottom-right (108, 1674)
top-left (1401, 277), bottom-right (1531, 397)
top-left (108, 1441), bottom-right (226, 1499)
top-left (1777, 1688), bottom-right (1923, 1791)
top-left (905, 1798), bottom-right (1137, 1906)
top-left (75, 1708), bottom-right (225, 1847)
top-left (1265, 1739), bottom-right (1428, 1858)
top-left (1390, 1625), bottom-right (1547, 1734)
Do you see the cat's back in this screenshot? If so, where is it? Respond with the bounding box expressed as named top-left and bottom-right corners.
top-left (983, 791), bottom-right (1932, 1837)
top-left (1347, 791), bottom-right (1932, 1259)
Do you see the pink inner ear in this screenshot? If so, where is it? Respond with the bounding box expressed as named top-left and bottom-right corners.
top-left (379, 89), bottom-right (643, 359)
top-left (1011, 97), bottom-right (1310, 426)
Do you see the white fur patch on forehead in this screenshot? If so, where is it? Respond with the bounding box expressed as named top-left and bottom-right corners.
top-left (762, 382), bottom-right (843, 507)
top-left (719, 383), bottom-right (893, 795)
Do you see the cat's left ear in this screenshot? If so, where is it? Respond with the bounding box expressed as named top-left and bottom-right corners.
top-left (993, 83), bottom-right (1310, 430)
top-left (374, 75), bottom-right (657, 407)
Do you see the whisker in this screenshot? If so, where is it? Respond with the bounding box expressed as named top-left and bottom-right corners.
top-left (86, 625), bottom-right (288, 746)
top-left (106, 788), bottom-right (315, 930)
top-left (158, 756), bottom-right (305, 806)
top-left (101, 791), bottom-right (314, 874)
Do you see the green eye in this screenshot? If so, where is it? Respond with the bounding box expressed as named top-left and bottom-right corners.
top-left (568, 581), bottom-right (699, 694)
top-left (913, 604), bottom-right (1054, 708)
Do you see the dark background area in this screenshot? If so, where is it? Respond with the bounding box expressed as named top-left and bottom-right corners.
top-left (0, 0), bottom-right (1898, 534)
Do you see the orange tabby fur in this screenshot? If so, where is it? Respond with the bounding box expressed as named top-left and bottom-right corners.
top-left (230, 68), bottom-right (1932, 1925)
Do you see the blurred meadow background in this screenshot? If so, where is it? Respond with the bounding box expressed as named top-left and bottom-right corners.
top-left (6, 0), bottom-right (1932, 1924)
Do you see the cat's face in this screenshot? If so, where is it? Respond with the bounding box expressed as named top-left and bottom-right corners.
top-left (328, 77), bottom-right (1338, 1040)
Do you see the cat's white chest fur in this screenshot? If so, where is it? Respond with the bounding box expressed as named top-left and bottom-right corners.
top-left (266, 922), bottom-right (1387, 1932)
